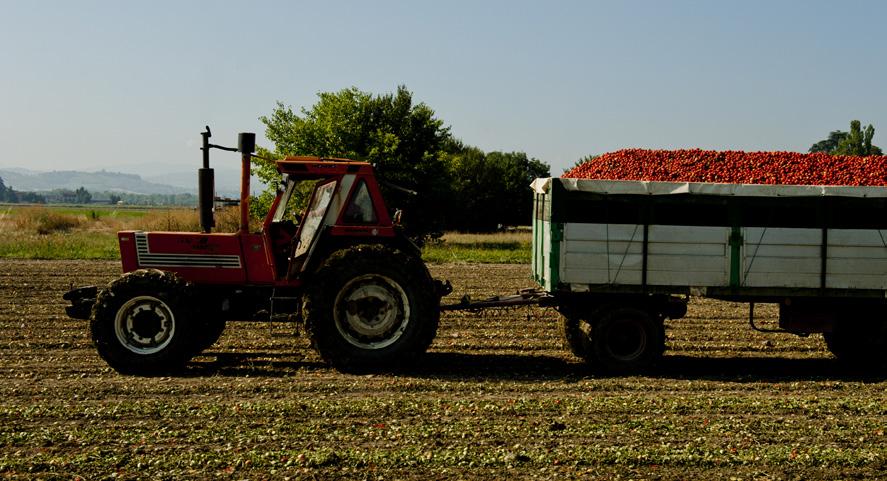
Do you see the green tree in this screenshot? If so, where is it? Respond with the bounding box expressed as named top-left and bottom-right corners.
top-left (16, 191), bottom-right (45, 203)
top-left (445, 147), bottom-right (550, 231)
top-left (0, 177), bottom-right (9, 202)
top-left (810, 120), bottom-right (882, 155)
top-left (834, 120), bottom-right (882, 156)
top-left (74, 187), bottom-right (92, 204)
top-left (809, 131), bottom-right (848, 153)
top-left (257, 86), bottom-right (453, 242)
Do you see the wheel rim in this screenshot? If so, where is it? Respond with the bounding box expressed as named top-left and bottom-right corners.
top-left (605, 318), bottom-right (647, 361)
top-left (333, 274), bottom-right (410, 350)
top-left (114, 295), bottom-right (176, 355)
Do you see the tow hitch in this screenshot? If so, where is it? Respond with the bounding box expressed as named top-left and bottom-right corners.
top-left (63, 285), bottom-right (97, 320)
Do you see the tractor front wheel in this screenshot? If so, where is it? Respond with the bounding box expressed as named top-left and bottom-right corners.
top-left (90, 269), bottom-right (196, 375)
top-left (192, 319), bottom-right (227, 355)
top-left (304, 245), bottom-right (438, 371)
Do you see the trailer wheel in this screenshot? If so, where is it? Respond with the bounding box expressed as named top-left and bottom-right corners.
top-left (591, 307), bottom-right (664, 372)
top-left (824, 322), bottom-right (887, 369)
top-left (304, 245), bottom-right (438, 371)
top-left (90, 269), bottom-right (195, 375)
top-left (561, 316), bottom-right (590, 359)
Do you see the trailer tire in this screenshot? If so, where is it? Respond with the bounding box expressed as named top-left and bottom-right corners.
top-left (591, 307), bottom-right (664, 372)
top-left (561, 316), bottom-right (590, 359)
top-left (90, 269), bottom-right (195, 375)
top-left (824, 322), bottom-right (887, 369)
top-left (304, 245), bottom-right (438, 371)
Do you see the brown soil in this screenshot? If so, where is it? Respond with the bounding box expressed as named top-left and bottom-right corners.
top-left (0, 260), bottom-right (884, 480)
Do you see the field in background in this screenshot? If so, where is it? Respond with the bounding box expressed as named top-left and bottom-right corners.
top-left (424, 231), bottom-right (531, 264)
top-left (1, 261), bottom-right (885, 479)
top-left (0, 204), bottom-right (530, 263)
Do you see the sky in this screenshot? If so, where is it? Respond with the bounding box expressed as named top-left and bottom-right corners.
top-left (1, 0), bottom-right (886, 177)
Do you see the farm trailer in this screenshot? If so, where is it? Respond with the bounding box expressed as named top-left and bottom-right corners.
top-left (529, 177), bottom-right (887, 371)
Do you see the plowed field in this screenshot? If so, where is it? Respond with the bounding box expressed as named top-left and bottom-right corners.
top-left (1, 260), bottom-right (885, 480)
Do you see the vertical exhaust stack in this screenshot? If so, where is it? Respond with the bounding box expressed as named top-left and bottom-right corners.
top-left (197, 127), bottom-right (256, 234)
top-left (238, 133), bottom-right (256, 234)
top-left (199, 127), bottom-right (215, 233)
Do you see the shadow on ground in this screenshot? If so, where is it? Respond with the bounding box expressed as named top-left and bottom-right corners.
top-left (407, 352), bottom-right (886, 383)
top-left (185, 350), bottom-right (886, 382)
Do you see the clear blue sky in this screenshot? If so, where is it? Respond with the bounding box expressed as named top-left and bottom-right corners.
top-left (1, 0), bottom-right (885, 176)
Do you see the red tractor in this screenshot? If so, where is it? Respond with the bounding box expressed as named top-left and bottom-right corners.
top-left (64, 128), bottom-right (450, 374)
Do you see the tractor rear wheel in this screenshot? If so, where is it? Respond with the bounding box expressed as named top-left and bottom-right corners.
top-left (90, 269), bottom-right (196, 375)
top-left (304, 245), bottom-right (438, 371)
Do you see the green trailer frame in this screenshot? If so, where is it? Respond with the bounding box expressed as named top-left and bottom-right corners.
top-left (532, 177), bottom-right (887, 302)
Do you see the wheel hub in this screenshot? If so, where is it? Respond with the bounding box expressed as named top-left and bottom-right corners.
top-left (131, 308), bottom-right (163, 340)
top-left (334, 275), bottom-right (410, 350)
top-left (607, 319), bottom-right (646, 361)
top-left (114, 296), bottom-right (176, 355)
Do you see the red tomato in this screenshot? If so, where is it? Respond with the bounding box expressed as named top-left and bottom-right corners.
top-left (562, 149), bottom-right (887, 186)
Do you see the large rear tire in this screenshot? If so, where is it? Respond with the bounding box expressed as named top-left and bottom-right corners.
top-left (90, 269), bottom-right (196, 375)
top-left (303, 245), bottom-right (439, 371)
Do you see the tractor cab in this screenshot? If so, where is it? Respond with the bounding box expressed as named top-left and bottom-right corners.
top-left (113, 130), bottom-right (413, 287)
top-left (261, 157), bottom-right (398, 281)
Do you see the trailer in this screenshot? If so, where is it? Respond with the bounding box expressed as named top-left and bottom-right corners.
top-left (526, 177), bottom-right (887, 371)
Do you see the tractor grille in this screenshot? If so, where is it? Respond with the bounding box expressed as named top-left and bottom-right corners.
top-left (135, 233), bottom-right (242, 269)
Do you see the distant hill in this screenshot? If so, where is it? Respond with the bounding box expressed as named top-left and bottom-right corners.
top-left (0, 169), bottom-right (191, 195)
top-left (0, 168), bottom-right (257, 196)
top-left (144, 168), bottom-right (255, 197)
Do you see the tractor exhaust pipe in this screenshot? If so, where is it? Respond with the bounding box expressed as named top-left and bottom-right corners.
top-left (199, 127), bottom-right (215, 233)
top-left (238, 133), bottom-right (256, 234)
top-left (197, 127), bottom-right (256, 234)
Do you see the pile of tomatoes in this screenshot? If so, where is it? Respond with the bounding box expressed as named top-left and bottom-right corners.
top-left (562, 149), bottom-right (887, 186)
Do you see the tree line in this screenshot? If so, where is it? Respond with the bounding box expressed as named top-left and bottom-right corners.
top-left (5, 83), bottom-right (880, 238)
top-left (255, 88), bottom-right (885, 242)
top-left (0, 179), bottom-right (197, 207)
top-left (0, 177), bottom-right (48, 203)
top-left (254, 86), bottom-right (550, 241)
top-left (808, 120), bottom-right (882, 156)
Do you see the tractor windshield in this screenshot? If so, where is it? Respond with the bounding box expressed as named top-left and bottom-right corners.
top-left (272, 177), bottom-right (296, 222)
top-left (272, 177), bottom-right (319, 224)
top-left (292, 180), bottom-right (337, 258)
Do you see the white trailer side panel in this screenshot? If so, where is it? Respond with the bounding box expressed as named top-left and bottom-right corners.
top-left (741, 228), bottom-right (887, 289)
top-left (741, 228), bottom-right (822, 288)
top-left (826, 229), bottom-right (887, 290)
top-left (561, 223), bottom-right (730, 287)
top-left (534, 178), bottom-right (887, 294)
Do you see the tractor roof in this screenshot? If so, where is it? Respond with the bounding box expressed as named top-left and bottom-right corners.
top-left (276, 156), bottom-right (373, 177)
